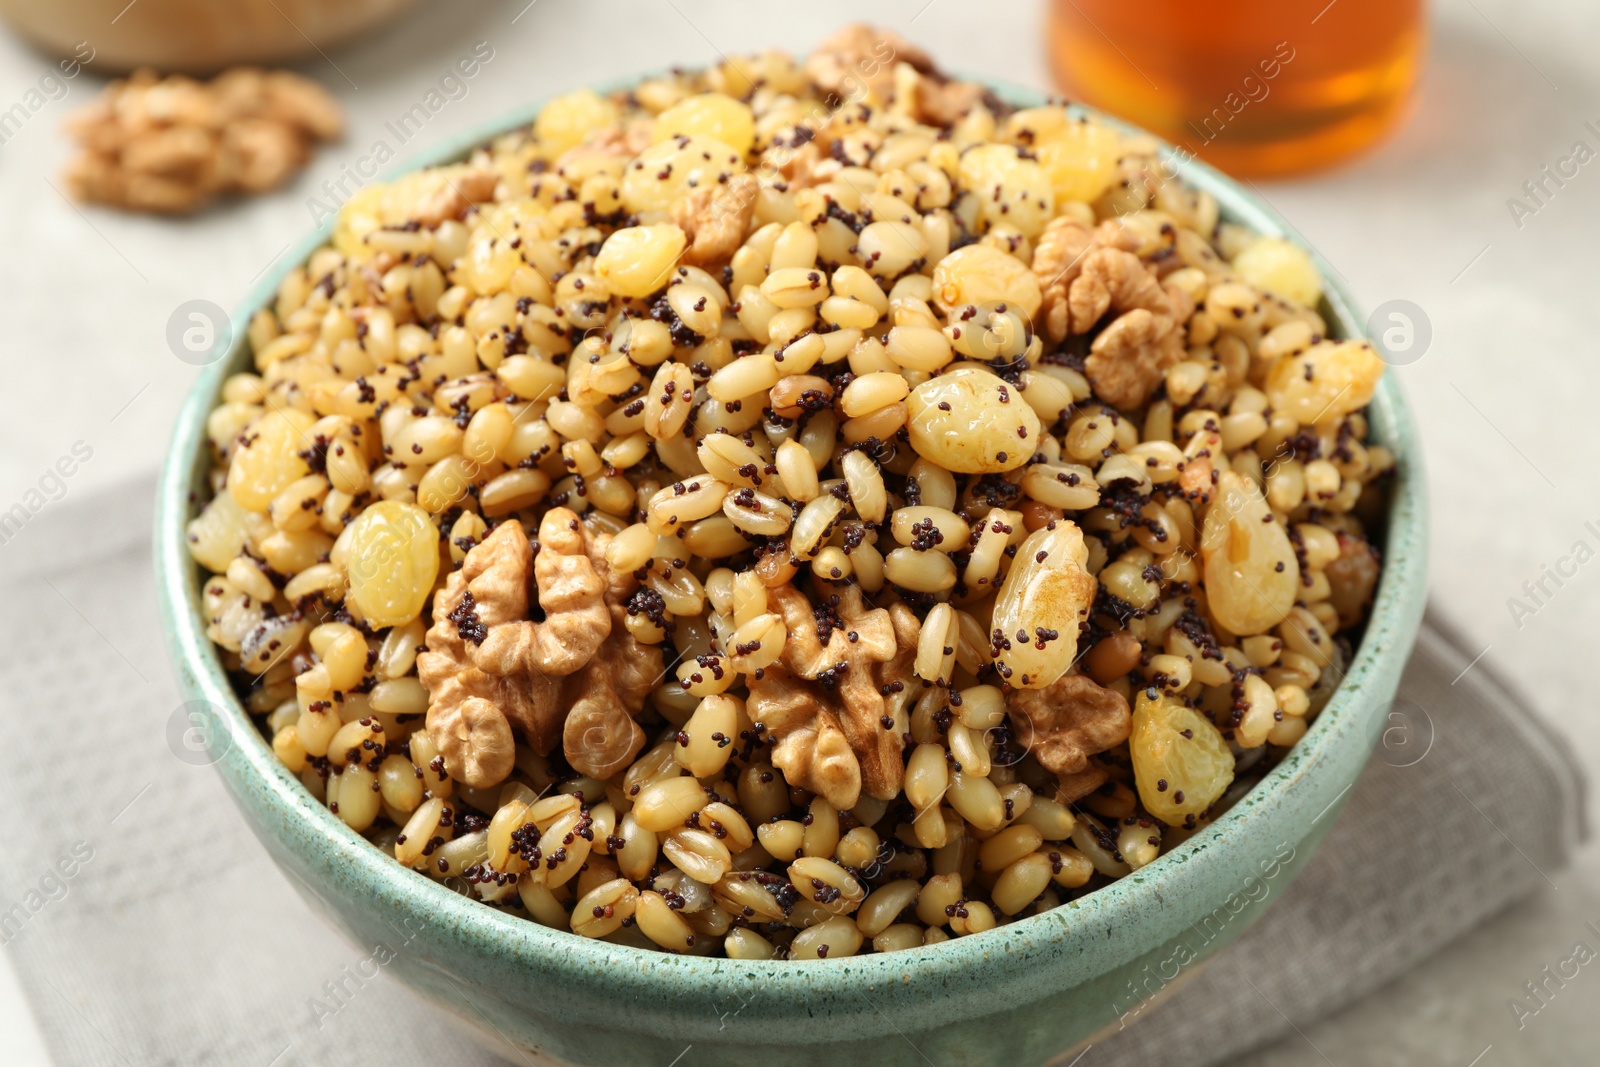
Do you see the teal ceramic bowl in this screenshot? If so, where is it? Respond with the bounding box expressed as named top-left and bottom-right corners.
top-left (155, 77), bottom-right (1428, 1067)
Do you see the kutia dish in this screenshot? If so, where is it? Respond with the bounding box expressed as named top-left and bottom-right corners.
top-left (184, 23), bottom-right (1386, 956)
top-left (158, 24), bottom-right (1426, 1065)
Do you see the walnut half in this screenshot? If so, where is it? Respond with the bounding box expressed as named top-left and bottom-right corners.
top-left (750, 582), bottom-right (904, 809)
top-left (419, 521), bottom-right (551, 788)
top-left (419, 508), bottom-right (620, 787)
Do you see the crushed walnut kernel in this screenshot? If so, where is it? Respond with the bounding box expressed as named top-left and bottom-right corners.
top-left (671, 172), bottom-right (760, 267)
top-left (63, 66), bottom-right (341, 213)
top-left (1007, 673), bottom-right (1132, 777)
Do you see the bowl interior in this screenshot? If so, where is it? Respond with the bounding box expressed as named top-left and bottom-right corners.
top-left (155, 74), bottom-right (1429, 1020)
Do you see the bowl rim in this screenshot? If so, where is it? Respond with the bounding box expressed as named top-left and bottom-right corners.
top-left (155, 74), bottom-right (1429, 1011)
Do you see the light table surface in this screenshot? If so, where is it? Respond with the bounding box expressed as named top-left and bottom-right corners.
top-left (1, 1), bottom-right (1595, 1063)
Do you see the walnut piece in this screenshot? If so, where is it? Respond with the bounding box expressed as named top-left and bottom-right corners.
top-left (1007, 672), bottom-right (1132, 778)
top-left (218, 119), bottom-right (309, 194)
top-left (418, 518), bottom-right (565, 786)
top-left (413, 166), bottom-right (499, 228)
top-left (434, 696), bottom-right (517, 789)
top-left (592, 121), bottom-right (641, 156)
top-left (909, 72), bottom-right (987, 127)
top-left (559, 523), bottom-right (661, 780)
top-left (562, 641), bottom-right (655, 781)
top-left (805, 25), bottom-right (933, 105)
top-left (775, 140), bottom-right (833, 190)
top-left (420, 508), bottom-right (656, 787)
top-left (1068, 247), bottom-right (1170, 331)
top-left (671, 172), bottom-right (759, 267)
top-left (751, 582), bottom-right (904, 808)
top-left (1032, 216), bottom-right (1139, 342)
top-left (1325, 531), bottom-right (1380, 630)
top-left (1055, 763), bottom-right (1113, 805)
top-left (1086, 303), bottom-right (1187, 410)
top-left (748, 666), bottom-right (861, 812)
top-left (1071, 247), bottom-right (1189, 409)
top-left (470, 510), bottom-right (611, 679)
top-left (203, 67), bottom-right (343, 140)
top-left (561, 119), bottom-right (655, 167)
top-left (62, 67), bottom-right (341, 214)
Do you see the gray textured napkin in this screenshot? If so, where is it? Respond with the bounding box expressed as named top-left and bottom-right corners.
top-left (0, 479), bottom-right (1584, 1067)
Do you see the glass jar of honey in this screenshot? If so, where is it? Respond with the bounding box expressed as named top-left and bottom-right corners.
top-left (1047, 0), bottom-right (1427, 176)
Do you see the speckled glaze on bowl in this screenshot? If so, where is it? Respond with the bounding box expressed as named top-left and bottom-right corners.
top-left (155, 76), bottom-right (1429, 1067)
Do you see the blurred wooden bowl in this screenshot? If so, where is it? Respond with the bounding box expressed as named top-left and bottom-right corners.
top-left (1, 0), bottom-right (423, 75)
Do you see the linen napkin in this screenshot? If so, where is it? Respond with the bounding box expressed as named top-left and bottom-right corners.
top-left (0, 478), bottom-right (1583, 1067)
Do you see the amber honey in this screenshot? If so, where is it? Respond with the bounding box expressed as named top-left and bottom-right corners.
top-left (1047, 0), bottom-right (1426, 176)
